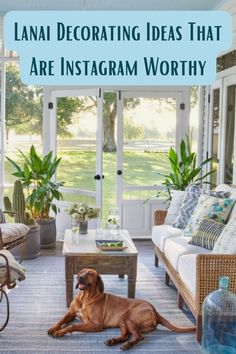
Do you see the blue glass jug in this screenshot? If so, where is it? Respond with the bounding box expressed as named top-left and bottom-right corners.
top-left (202, 276), bottom-right (236, 353)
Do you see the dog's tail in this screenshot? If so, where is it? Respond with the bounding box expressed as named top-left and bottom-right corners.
top-left (157, 313), bottom-right (196, 333)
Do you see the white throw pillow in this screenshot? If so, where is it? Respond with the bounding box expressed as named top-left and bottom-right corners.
top-left (213, 216), bottom-right (236, 254)
top-left (164, 191), bottom-right (186, 225)
top-left (184, 195), bottom-right (235, 237)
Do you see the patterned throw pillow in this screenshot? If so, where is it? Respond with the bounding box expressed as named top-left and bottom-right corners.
top-left (172, 184), bottom-right (202, 229)
top-left (213, 216), bottom-right (236, 254)
top-left (204, 190), bottom-right (231, 199)
top-left (189, 218), bottom-right (225, 250)
top-left (184, 195), bottom-right (235, 237)
top-left (164, 190), bottom-right (186, 225)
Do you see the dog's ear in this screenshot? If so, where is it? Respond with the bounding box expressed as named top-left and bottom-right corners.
top-left (96, 274), bottom-right (104, 293)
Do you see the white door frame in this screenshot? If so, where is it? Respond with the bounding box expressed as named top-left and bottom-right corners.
top-left (43, 87), bottom-right (103, 212)
top-left (207, 80), bottom-right (222, 184)
top-left (219, 74), bottom-right (236, 184)
top-left (116, 89), bottom-right (190, 229)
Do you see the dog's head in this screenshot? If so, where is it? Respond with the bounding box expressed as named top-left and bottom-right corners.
top-left (75, 268), bottom-right (104, 293)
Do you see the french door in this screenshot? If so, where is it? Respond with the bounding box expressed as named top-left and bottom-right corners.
top-left (46, 88), bottom-right (103, 238)
top-left (220, 74), bottom-right (236, 184)
top-left (116, 90), bottom-right (189, 236)
top-left (44, 87), bottom-right (189, 238)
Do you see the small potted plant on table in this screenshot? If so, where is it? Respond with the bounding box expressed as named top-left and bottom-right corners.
top-left (67, 202), bottom-right (100, 234)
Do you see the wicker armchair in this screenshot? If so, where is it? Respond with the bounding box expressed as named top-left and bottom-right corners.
top-left (0, 210), bottom-right (29, 261)
top-left (153, 209), bottom-right (236, 341)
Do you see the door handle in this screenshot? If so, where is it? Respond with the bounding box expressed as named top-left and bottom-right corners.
top-left (117, 170), bottom-right (122, 175)
top-left (94, 174), bottom-right (105, 180)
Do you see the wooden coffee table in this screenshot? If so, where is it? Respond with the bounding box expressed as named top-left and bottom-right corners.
top-left (63, 229), bottom-right (138, 307)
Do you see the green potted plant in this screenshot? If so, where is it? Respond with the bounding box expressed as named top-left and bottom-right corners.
top-left (159, 136), bottom-right (214, 199)
top-left (6, 145), bottom-right (64, 249)
top-left (4, 180), bottom-right (40, 259)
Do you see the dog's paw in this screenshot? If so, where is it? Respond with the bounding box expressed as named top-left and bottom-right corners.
top-left (53, 330), bottom-right (66, 338)
top-left (47, 326), bottom-right (57, 335)
top-left (120, 342), bottom-right (132, 351)
top-left (104, 338), bottom-right (117, 346)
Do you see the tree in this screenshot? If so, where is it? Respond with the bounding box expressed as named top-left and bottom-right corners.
top-left (124, 117), bottom-right (144, 141)
top-left (103, 93), bottom-right (140, 152)
top-left (5, 65), bottom-right (140, 151)
top-left (5, 64), bottom-right (82, 140)
top-left (5, 64), bottom-right (42, 141)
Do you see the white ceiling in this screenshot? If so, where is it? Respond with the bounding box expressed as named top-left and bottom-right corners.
top-left (0, 0), bottom-right (229, 14)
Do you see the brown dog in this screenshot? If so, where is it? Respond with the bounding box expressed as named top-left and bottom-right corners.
top-left (48, 268), bottom-right (195, 350)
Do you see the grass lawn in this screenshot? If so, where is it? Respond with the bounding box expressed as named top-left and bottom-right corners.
top-left (4, 149), bottom-right (169, 221)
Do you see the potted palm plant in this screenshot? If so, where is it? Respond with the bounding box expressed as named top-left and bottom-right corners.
top-left (159, 136), bottom-right (214, 199)
top-left (7, 145), bottom-right (64, 249)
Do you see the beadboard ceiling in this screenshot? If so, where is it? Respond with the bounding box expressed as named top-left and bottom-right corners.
top-left (0, 0), bottom-right (229, 14)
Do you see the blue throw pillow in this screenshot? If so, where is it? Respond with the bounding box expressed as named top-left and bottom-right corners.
top-left (172, 183), bottom-right (202, 229)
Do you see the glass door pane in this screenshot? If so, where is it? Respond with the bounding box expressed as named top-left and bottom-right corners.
top-left (122, 96), bottom-right (176, 197)
top-left (211, 88), bottom-right (220, 185)
top-left (56, 95), bottom-right (98, 204)
top-left (224, 85), bottom-right (236, 184)
top-left (102, 92), bottom-right (117, 225)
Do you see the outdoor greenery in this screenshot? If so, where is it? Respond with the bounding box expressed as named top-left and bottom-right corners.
top-left (159, 136), bottom-right (214, 195)
top-left (5, 149), bottom-right (170, 222)
top-left (5, 64), bottom-right (141, 152)
top-left (6, 145), bottom-right (64, 220)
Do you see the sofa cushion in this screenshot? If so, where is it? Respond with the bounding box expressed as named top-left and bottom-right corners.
top-left (188, 218), bottom-right (225, 250)
top-left (212, 216), bottom-right (236, 254)
top-left (184, 195), bottom-right (235, 237)
top-left (178, 254), bottom-right (198, 295)
top-left (164, 236), bottom-right (210, 269)
top-left (172, 184), bottom-right (202, 229)
top-left (152, 225), bottom-right (182, 251)
top-left (164, 191), bottom-right (186, 225)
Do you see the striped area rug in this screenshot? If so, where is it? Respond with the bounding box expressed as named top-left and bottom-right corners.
top-left (0, 241), bottom-right (201, 353)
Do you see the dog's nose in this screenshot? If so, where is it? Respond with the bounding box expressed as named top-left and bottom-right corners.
top-left (79, 275), bottom-right (85, 284)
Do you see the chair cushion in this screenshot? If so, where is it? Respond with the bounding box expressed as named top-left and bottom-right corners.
top-left (178, 254), bottom-right (198, 295)
top-left (0, 249), bottom-right (25, 285)
top-left (172, 184), bottom-right (202, 229)
top-left (212, 216), bottom-right (236, 254)
top-left (0, 209), bottom-right (6, 223)
top-left (164, 191), bottom-right (186, 225)
top-left (152, 225), bottom-right (182, 251)
top-left (164, 236), bottom-right (210, 269)
top-left (1, 223), bottom-right (29, 244)
top-left (184, 195), bottom-right (235, 237)
top-left (189, 218), bottom-right (225, 250)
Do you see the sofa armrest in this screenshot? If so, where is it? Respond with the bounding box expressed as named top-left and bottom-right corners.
top-left (195, 254), bottom-right (236, 314)
top-left (154, 209), bottom-right (168, 226)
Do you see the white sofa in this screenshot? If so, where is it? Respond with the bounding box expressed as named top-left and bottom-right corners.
top-left (152, 184), bottom-right (236, 341)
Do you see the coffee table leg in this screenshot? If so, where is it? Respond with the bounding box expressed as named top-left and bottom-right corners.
top-left (128, 256), bottom-right (137, 298)
top-left (65, 256), bottom-right (74, 307)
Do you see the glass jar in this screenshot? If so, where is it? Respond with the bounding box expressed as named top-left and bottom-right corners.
top-left (106, 207), bottom-right (120, 238)
top-left (202, 276), bottom-right (236, 353)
